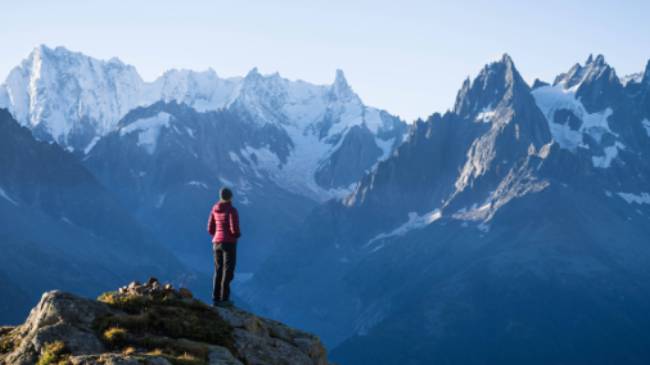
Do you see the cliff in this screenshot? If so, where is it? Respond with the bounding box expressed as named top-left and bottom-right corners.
top-left (0, 279), bottom-right (330, 365)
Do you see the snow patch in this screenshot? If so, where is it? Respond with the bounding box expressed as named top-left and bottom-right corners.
top-left (155, 194), bottom-right (166, 209)
top-left (375, 137), bottom-right (396, 160)
top-left (0, 187), bottom-right (18, 206)
top-left (187, 181), bottom-right (208, 189)
top-left (532, 85), bottom-right (616, 151)
top-left (617, 192), bottom-right (650, 205)
top-left (228, 151), bottom-right (241, 163)
top-left (592, 142), bottom-right (625, 168)
top-left (642, 119), bottom-right (650, 137)
top-left (120, 112), bottom-right (172, 154)
top-left (532, 85), bottom-right (625, 168)
top-left (84, 136), bottom-right (100, 154)
top-left (218, 176), bottom-right (234, 187)
top-left (366, 210), bottom-right (442, 251)
top-left (475, 107), bottom-right (496, 123)
top-left (621, 72), bottom-right (643, 86)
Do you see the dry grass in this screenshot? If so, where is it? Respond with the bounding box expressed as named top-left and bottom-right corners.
top-left (103, 327), bottom-right (128, 346)
top-left (94, 291), bottom-right (236, 365)
top-left (36, 341), bottom-right (69, 365)
top-left (0, 327), bottom-right (17, 354)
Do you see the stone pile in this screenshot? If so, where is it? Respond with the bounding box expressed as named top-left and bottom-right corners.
top-left (115, 277), bottom-right (193, 300)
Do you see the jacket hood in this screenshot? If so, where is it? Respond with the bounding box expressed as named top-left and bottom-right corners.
top-left (215, 200), bottom-right (232, 212)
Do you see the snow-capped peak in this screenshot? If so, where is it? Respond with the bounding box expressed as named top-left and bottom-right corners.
top-left (148, 68), bottom-right (240, 112)
top-left (1, 45), bottom-right (394, 154)
top-left (332, 68), bottom-right (350, 90)
top-left (553, 54), bottom-right (619, 92)
top-left (621, 72), bottom-right (643, 86)
top-left (245, 67), bottom-right (261, 79)
top-left (329, 69), bottom-right (360, 105)
top-left (1, 45), bottom-right (144, 150)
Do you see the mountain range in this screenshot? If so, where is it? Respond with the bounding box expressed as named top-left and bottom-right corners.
top-left (2, 45), bottom-right (650, 364)
top-left (0, 45), bottom-right (406, 273)
top-left (241, 54), bottom-right (650, 364)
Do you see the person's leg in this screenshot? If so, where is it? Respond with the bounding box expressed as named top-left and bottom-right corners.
top-left (221, 243), bottom-right (237, 302)
top-left (212, 244), bottom-right (225, 304)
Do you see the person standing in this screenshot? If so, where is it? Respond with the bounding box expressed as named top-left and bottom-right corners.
top-left (207, 187), bottom-right (241, 307)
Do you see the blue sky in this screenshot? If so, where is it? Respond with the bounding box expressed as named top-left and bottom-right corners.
top-left (2, 0), bottom-right (649, 121)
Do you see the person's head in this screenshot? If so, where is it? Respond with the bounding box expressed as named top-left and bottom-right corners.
top-left (220, 187), bottom-right (233, 202)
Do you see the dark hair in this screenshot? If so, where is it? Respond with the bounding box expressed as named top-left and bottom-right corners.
top-left (220, 187), bottom-right (233, 201)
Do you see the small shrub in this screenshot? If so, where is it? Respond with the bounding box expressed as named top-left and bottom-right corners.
top-left (0, 328), bottom-right (16, 354)
top-left (94, 290), bottom-right (236, 365)
top-left (103, 327), bottom-right (128, 346)
top-left (36, 341), bottom-right (69, 365)
top-left (146, 348), bottom-right (164, 356)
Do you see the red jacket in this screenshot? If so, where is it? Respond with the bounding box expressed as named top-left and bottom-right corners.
top-left (207, 201), bottom-right (241, 243)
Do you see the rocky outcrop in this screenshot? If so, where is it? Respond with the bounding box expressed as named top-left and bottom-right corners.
top-left (0, 279), bottom-right (330, 365)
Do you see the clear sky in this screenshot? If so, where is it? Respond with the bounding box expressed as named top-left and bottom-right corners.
top-left (2, 0), bottom-right (649, 121)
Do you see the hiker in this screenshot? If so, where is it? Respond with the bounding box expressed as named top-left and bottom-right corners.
top-left (207, 187), bottom-right (241, 307)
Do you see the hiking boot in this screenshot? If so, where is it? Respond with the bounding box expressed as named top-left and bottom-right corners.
top-left (216, 300), bottom-right (234, 308)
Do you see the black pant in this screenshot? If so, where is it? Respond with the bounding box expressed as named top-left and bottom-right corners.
top-left (213, 242), bottom-right (237, 302)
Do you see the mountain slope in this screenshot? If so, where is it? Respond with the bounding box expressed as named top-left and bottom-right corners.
top-left (83, 101), bottom-right (317, 270)
top-left (243, 54), bottom-right (650, 364)
top-left (0, 108), bottom-right (187, 324)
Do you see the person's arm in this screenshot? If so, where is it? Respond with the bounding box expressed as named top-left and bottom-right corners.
top-left (207, 209), bottom-right (216, 236)
top-left (230, 208), bottom-right (241, 239)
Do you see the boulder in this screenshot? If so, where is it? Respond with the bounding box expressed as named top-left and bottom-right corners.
top-left (0, 282), bottom-right (331, 365)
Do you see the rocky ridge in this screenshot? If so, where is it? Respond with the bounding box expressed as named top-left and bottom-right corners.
top-left (0, 279), bottom-right (330, 365)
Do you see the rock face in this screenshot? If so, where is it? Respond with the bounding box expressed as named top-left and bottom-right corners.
top-left (0, 280), bottom-right (330, 365)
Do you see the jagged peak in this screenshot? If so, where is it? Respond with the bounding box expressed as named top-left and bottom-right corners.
top-left (334, 69), bottom-right (348, 87)
top-left (160, 67), bottom-right (219, 79)
top-left (586, 53), bottom-right (606, 67)
top-left (30, 44), bottom-right (87, 61)
top-left (453, 53), bottom-right (529, 116)
top-left (330, 68), bottom-right (358, 101)
top-left (245, 66), bottom-right (261, 79)
top-left (239, 67), bottom-right (287, 88)
top-left (532, 78), bottom-right (550, 89)
top-left (554, 53), bottom-right (619, 90)
top-left (643, 59), bottom-right (650, 85)
top-left (107, 56), bottom-right (125, 66)
top-left (19, 44), bottom-right (137, 77)
top-left (500, 53), bottom-right (515, 68)
top-left (240, 67), bottom-right (287, 90)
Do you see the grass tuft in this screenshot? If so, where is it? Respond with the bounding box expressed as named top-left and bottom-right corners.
top-left (103, 327), bottom-right (128, 346)
top-left (36, 341), bottom-right (69, 365)
top-left (0, 327), bottom-right (17, 354)
top-left (94, 290), bottom-right (237, 365)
